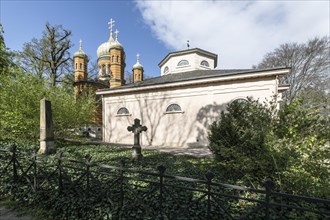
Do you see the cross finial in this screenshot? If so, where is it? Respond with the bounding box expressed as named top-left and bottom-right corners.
top-left (136, 53), bottom-right (140, 63)
top-left (79, 39), bottom-right (82, 50)
top-left (108, 18), bottom-right (115, 32)
top-left (115, 29), bottom-right (119, 41)
top-left (187, 40), bottom-right (190, 48)
top-left (108, 18), bottom-right (115, 40)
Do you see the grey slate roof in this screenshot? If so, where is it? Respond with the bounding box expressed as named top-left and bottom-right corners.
top-left (98, 67), bottom-right (288, 92)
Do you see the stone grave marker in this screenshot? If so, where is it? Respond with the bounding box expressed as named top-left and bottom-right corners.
top-left (127, 118), bottom-right (147, 160)
top-left (39, 98), bottom-right (56, 154)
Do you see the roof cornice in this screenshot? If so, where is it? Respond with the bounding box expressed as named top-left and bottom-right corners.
top-left (158, 48), bottom-right (218, 68)
top-left (96, 68), bottom-right (290, 96)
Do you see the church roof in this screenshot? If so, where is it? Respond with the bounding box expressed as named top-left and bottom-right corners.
top-left (97, 67), bottom-right (290, 95)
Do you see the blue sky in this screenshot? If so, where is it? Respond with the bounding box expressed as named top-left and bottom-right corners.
top-left (1, 1), bottom-right (329, 78)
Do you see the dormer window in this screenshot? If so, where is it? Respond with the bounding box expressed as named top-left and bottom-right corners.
top-left (200, 60), bottom-right (209, 67)
top-left (163, 66), bottom-right (169, 74)
top-left (177, 60), bottom-right (189, 66)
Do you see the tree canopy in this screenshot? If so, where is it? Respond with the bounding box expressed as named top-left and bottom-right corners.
top-left (0, 24), bottom-right (96, 145)
top-left (17, 22), bottom-right (73, 86)
top-left (208, 98), bottom-right (329, 197)
top-left (256, 36), bottom-right (330, 104)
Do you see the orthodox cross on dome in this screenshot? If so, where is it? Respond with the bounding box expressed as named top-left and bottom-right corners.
top-left (79, 39), bottom-right (82, 50)
top-left (108, 18), bottom-right (115, 32)
top-left (108, 18), bottom-right (115, 40)
top-left (115, 29), bottom-right (119, 41)
top-left (136, 53), bottom-right (140, 63)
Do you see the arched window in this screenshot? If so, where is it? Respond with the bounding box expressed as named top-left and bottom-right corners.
top-left (163, 66), bottom-right (169, 74)
top-left (112, 56), bottom-right (114, 62)
top-left (117, 107), bottom-right (130, 115)
top-left (200, 60), bottom-right (209, 67)
top-left (166, 104), bottom-right (182, 113)
top-left (102, 65), bottom-right (106, 74)
top-left (79, 63), bottom-right (82, 70)
top-left (116, 56), bottom-right (119, 62)
top-left (75, 63), bottom-right (77, 70)
top-left (177, 60), bottom-right (189, 66)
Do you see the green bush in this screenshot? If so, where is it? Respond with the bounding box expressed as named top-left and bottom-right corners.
top-left (208, 98), bottom-right (330, 197)
top-left (208, 98), bottom-right (275, 183)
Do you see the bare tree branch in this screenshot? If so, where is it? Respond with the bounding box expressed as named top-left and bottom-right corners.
top-left (256, 36), bottom-right (330, 104)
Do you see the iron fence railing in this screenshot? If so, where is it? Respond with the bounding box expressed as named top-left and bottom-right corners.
top-left (0, 145), bottom-right (329, 219)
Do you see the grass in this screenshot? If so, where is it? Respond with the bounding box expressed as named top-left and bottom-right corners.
top-left (56, 142), bottom-right (223, 181)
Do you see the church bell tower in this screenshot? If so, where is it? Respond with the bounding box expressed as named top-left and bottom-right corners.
top-left (73, 40), bottom-right (88, 97)
top-left (132, 53), bottom-right (144, 83)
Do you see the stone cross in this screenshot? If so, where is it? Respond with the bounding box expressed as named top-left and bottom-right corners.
top-left (39, 98), bottom-right (56, 154)
top-left (127, 118), bottom-right (147, 160)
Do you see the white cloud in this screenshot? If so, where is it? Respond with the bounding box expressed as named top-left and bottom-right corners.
top-left (136, 1), bottom-right (329, 68)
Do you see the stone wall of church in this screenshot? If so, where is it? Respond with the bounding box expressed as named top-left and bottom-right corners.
top-left (101, 75), bottom-right (280, 148)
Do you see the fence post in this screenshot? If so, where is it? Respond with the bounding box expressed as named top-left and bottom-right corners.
top-left (205, 170), bottom-right (214, 218)
top-left (264, 179), bottom-right (275, 220)
top-left (157, 165), bottom-right (166, 219)
top-left (33, 146), bottom-right (39, 192)
top-left (11, 144), bottom-right (18, 182)
top-left (57, 152), bottom-right (63, 194)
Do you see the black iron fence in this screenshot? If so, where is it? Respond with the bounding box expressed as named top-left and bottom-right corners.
top-left (0, 145), bottom-right (329, 219)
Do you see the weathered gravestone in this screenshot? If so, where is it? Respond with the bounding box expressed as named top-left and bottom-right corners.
top-left (127, 118), bottom-right (147, 160)
top-left (39, 98), bottom-right (56, 154)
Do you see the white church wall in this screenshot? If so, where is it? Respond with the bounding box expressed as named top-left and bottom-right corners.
top-left (102, 75), bottom-right (278, 148)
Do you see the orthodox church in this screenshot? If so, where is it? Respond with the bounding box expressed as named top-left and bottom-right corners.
top-left (74, 19), bottom-right (290, 148)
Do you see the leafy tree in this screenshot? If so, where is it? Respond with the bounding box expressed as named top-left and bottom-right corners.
top-left (208, 98), bottom-right (276, 183)
top-left (0, 23), bottom-right (15, 75)
top-left (273, 100), bottom-right (330, 197)
top-left (208, 98), bottom-right (329, 197)
top-left (256, 36), bottom-right (330, 104)
top-left (17, 22), bottom-right (72, 86)
top-left (0, 71), bottom-right (96, 144)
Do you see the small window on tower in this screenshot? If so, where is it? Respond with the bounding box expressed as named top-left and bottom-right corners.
top-left (177, 60), bottom-right (189, 66)
top-left (200, 60), bottom-right (209, 67)
top-left (163, 66), bottom-right (169, 74)
top-left (112, 56), bottom-right (114, 62)
top-left (116, 56), bottom-right (119, 62)
top-left (75, 63), bottom-right (77, 70)
top-left (80, 63), bottom-right (82, 70)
